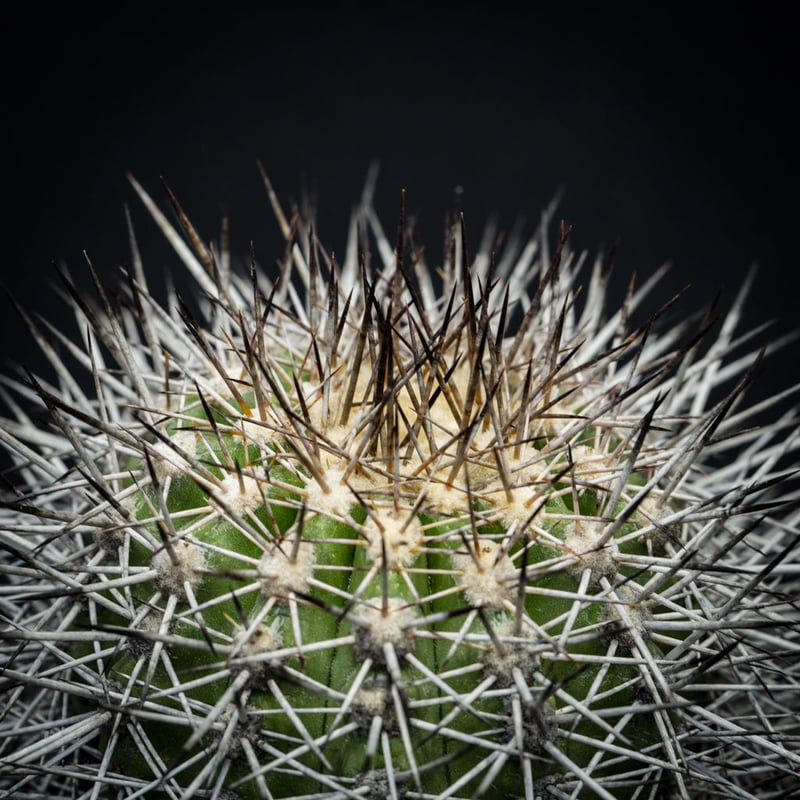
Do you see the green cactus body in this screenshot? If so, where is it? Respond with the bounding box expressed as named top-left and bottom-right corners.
top-left (1, 172), bottom-right (798, 800)
top-left (93, 376), bottom-right (665, 799)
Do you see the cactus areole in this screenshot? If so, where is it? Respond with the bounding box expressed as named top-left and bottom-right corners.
top-left (1, 167), bottom-right (798, 800)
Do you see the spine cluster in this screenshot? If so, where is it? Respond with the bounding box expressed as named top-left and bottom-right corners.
top-left (1, 167), bottom-right (798, 799)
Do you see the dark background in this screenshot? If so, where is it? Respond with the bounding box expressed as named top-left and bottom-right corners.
top-left (3, 6), bottom-right (798, 414)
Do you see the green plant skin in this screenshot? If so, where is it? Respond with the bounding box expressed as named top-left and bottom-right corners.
top-left (79, 393), bottom-right (670, 800)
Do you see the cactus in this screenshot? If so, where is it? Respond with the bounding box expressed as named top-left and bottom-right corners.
top-left (1, 166), bottom-right (798, 800)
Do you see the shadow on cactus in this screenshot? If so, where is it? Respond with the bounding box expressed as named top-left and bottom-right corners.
top-left (1, 164), bottom-right (799, 800)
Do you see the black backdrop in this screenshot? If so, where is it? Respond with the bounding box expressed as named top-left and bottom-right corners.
top-left (3, 6), bottom-right (798, 412)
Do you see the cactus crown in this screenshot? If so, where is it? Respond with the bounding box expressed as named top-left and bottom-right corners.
top-left (1, 167), bottom-right (798, 800)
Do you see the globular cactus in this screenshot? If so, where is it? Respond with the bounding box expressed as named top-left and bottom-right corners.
top-left (1, 166), bottom-right (798, 800)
